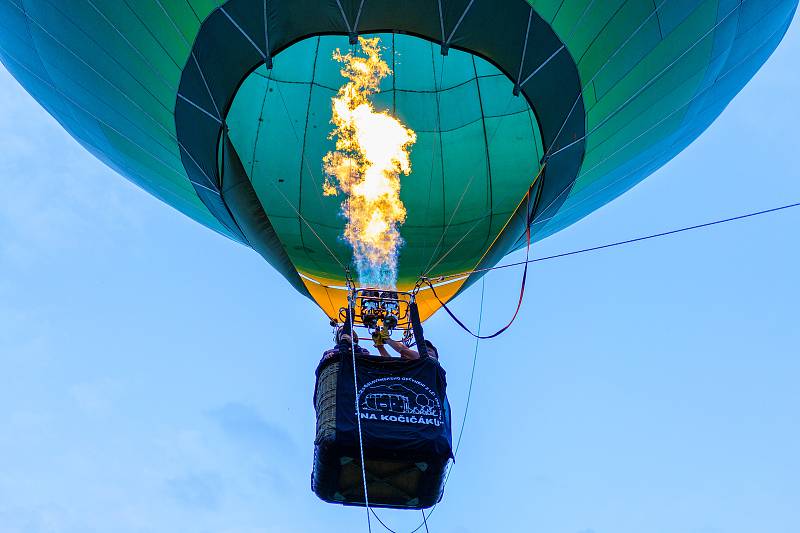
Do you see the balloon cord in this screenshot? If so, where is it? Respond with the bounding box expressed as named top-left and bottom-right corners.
top-left (350, 307), bottom-right (372, 532)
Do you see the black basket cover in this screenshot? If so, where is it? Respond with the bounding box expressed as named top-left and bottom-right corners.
top-left (312, 353), bottom-right (453, 508)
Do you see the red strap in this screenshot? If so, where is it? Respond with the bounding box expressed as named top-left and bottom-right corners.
top-left (427, 176), bottom-right (541, 339)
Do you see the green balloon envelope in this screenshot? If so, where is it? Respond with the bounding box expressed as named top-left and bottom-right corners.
top-left (1, 0), bottom-right (795, 319)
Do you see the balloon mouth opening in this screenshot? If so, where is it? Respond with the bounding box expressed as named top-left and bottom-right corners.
top-left (223, 32), bottom-right (544, 287)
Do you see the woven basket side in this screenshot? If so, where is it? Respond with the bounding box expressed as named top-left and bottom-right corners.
top-left (315, 362), bottom-right (340, 443)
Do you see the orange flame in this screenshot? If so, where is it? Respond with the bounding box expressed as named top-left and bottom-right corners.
top-left (323, 37), bottom-right (416, 288)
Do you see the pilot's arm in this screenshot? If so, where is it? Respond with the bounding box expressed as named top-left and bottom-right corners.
top-left (385, 338), bottom-right (420, 360)
top-left (375, 344), bottom-right (392, 358)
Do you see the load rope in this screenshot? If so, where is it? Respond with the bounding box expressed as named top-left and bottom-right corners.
top-left (349, 304), bottom-right (372, 532)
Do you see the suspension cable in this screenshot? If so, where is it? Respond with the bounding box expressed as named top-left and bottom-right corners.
top-left (268, 180), bottom-right (348, 269)
top-left (370, 279), bottom-right (486, 533)
top-left (453, 279), bottom-right (484, 457)
top-left (349, 300), bottom-right (372, 532)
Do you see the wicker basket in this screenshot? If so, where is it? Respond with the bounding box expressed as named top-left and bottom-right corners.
top-left (311, 354), bottom-right (450, 509)
top-left (314, 361), bottom-right (339, 444)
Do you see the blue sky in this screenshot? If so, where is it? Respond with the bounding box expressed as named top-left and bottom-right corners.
top-left (1, 14), bottom-right (799, 533)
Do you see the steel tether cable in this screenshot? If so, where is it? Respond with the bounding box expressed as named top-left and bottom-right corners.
top-left (431, 200), bottom-right (800, 283)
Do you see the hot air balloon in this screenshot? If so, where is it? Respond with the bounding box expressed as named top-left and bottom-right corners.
top-left (1, 0), bottom-right (795, 318)
top-left (1, 0), bottom-right (796, 510)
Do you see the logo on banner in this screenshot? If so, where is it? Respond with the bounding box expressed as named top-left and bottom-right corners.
top-left (357, 376), bottom-right (442, 426)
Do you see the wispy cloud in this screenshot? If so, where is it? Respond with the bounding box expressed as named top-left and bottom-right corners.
top-left (0, 303), bottom-right (52, 367)
top-left (207, 402), bottom-right (295, 455)
top-left (206, 402), bottom-right (298, 496)
top-left (0, 503), bottom-right (80, 533)
top-left (68, 378), bottom-right (121, 417)
top-left (0, 67), bottom-right (142, 268)
top-left (166, 471), bottom-right (224, 511)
